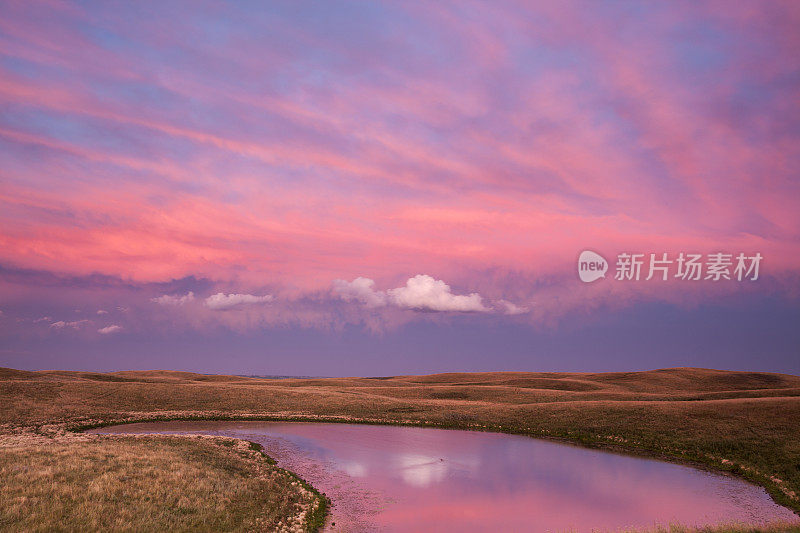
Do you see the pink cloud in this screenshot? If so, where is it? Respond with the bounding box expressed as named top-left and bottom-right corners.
top-left (0, 1), bottom-right (797, 332)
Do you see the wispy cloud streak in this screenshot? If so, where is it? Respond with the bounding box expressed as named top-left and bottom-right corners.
top-left (0, 1), bottom-right (797, 332)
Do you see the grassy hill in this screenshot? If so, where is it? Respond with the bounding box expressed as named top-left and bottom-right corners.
top-left (1, 366), bottom-right (799, 530)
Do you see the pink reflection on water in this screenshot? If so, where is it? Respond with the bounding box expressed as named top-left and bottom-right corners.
top-left (91, 422), bottom-right (799, 532)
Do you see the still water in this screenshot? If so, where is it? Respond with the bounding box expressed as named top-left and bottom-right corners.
top-left (90, 421), bottom-right (798, 532)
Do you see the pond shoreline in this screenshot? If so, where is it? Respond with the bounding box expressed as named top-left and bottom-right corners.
top-left (68, 410), bottom-right (800, 526)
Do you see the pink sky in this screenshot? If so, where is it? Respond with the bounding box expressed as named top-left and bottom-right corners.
top-left (0, 1), bottom-right (798, 374)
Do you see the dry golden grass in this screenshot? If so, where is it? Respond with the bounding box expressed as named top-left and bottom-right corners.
top-left (1, 366), bottom-right (799, 529)
top-left (0, 434), bottom-right (323, 532)
top-left (644, 523), bottom-right (800, 533)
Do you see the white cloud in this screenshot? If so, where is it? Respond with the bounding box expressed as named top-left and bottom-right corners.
top-left (388, 275), bottom-right (488, 312)
top-left (50, 319), bottom-right (90, 329)
top-left (496, 299), bottom-right (529, 315)
top-left (332, 277), bottom-right (387, 307)
top-left (34, 316), bottom-right (52, 323)
top-left (151, 292), bottom-right (195, 306)
top-left (98, 325), bottom-right (122, 334)
top-left (333, 274), bottom-right (488, 313)
top-left (204, 292), bottom-right (274, 310)
top-left (97, 309), bottom-right (108, 315)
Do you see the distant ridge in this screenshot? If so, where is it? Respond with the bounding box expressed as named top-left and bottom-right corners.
top-left (238, 374), bottom-right (324, 379)
top-left (1, 366), bottom-right (798, 393)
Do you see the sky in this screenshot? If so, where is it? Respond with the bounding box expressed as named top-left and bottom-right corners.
top-left (1, 1), bottom-right (798, 376)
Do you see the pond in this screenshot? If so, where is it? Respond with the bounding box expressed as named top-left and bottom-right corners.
top-left (89, 421), bottom-right (798, 532)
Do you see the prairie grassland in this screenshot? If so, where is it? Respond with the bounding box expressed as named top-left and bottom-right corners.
top-left (646, 524), bottom-right (800, 533)
top-left (0, 434), bottom-right (325, 532)
top-left (1, 366), bottom-right (799, 530)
